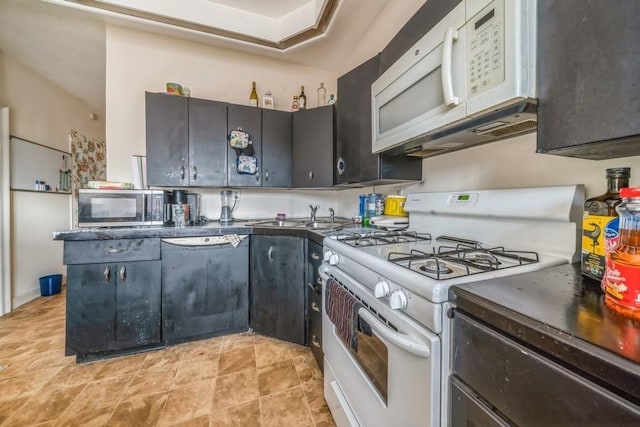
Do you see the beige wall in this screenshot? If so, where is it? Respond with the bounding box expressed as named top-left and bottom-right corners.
top-left (0, 52), bottom-right (105, 308)
top-left (404, 133), bottom-right (640, 198)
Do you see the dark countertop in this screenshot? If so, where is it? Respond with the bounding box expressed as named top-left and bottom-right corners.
top-left (451, 263), bottom-right (640, 404)
top-left (53, 220), bottom-right (333, 244)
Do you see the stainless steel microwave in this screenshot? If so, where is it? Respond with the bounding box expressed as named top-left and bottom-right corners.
top-left (372, 0), bottom-right (537, 155)
top-left (78, 189), bottom-right (166, 227)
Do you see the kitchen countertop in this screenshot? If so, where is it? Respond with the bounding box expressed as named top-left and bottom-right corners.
top-left (451, 263), bottom-right (640, 405)
top-left (52, 218), bottom-right (356, 244)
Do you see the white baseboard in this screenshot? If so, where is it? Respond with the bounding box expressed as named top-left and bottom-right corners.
top-left (12, 288), bottom-right (42, 308)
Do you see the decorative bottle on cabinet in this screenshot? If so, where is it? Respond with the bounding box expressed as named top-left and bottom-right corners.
top-left (298, 86), bottom-right (306, 110)
top-left (249, 81), bottom-right (259, 107)
top-left (291, 95), bottom-right (299, 112)
top-left (317, 82), bottom-right (327, 107)
top-left (582, 167), bottom-right (630, 282)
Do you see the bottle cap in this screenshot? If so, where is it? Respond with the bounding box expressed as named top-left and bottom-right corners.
top-left (606, 167), bottom-right (631, 178)
top-left (620, 187), bottom-right (640, 198)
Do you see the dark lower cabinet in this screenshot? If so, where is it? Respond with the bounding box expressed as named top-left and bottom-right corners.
top-left (451, 311), bottom-right (640, 426)
top-left (64, 239), bottom-right (162, 360)
top-left (66, 260), bottom-right (161, 357)
top-left (250, 235), bottom-right (306, 344)
top-left (161, 239), bottom-right (249, 343)
top-left (307, 240), bottom-right (323, 370)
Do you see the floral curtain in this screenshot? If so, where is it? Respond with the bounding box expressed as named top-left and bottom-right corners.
top-left (69, 130), bottom-right (105, 227)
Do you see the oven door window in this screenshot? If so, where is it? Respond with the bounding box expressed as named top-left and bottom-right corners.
top-left (342, 314), bottom-right (389, 403)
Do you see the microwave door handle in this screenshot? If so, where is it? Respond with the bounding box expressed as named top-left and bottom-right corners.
top-left (441, 27), bottom-right (459, 107)
top-left (358, 308), bottom-right (431, 359)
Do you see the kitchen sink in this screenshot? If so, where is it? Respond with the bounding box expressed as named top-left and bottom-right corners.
top-left (246, 218), bottom-right (353, 230)
top-left (246, 219), bottom-right (302, 228)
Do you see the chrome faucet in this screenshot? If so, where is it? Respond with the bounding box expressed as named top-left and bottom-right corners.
top-left (309, 205), bottom-right (319, 222)
top-left (329, 207), bottom-right (335, 223)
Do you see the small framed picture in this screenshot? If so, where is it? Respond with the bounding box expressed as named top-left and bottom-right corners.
top-left (263, 92), bottom-right (274, 109)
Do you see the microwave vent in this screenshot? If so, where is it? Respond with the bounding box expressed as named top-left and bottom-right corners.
top-left (475, 119), bottom-right (537, 138)
top-left (407, 148), bottom-right (446, 157)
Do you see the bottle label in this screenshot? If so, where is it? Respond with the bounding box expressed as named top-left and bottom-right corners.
top-left (582, 214), bottom-right (618, 280)
top-left (249, 99), bottom-right (258, 107)
top-left (603, 258), bottom-right (640, 310)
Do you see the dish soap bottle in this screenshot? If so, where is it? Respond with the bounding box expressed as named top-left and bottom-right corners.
top-left (582, 167), bottom-right (630, 282)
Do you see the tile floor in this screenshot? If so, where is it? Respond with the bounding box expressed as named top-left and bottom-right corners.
top-left (0, 289), bottom-right (335, 426)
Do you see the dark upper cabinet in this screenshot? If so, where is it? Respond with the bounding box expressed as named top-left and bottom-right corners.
top-left (250, 235), bottom-right (306, 345)
top-left (537, 1), bottom-right (640, 159)
top-left (292, 105), bottom-right (335, 188)
top-left (262, 109), bottom-right (292, 188)
top-left (145, 93), bottom-right (227, 187)
top-left (336, 55), bottom-right (422, 186)
top-left (188, 98), bottom-right (228, 186)
top-left (379, 0), bottom-right (462, 74)
top-left (146, 93), bottom-right (189, 187)
top-left (227, 104), bottom-right (262, 187)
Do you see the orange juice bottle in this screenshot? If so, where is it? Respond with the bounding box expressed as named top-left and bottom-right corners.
top-left (602, 187), bottom-right (640, 320)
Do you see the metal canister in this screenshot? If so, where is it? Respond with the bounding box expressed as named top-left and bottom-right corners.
top-left (366, 194), bottom-right (384, 217)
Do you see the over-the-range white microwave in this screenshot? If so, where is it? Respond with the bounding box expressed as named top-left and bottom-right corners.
top-left (372, 0), bottom-right (537, 157)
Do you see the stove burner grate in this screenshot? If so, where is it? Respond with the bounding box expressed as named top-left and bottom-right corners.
top-left (387, 240), bottom-right (540, 280)
top-left (335, 230), bottom-right (432, 246)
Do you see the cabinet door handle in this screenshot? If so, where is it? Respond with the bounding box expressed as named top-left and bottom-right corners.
top-left (311, 252), bottom-right (320, 260)
top-left (268, 246), bottom-right (274, 261)
top-left (180, 164), bottom-right (186, 181)
top-left (441, 27), bottom-right (459, 106)
top-left (311, 335), bottom-right (321, 348)
top-left (309, 171), bottom-right (314, 181)
top-left (336, 157), bottom-right (345, 176)
top-left (119, 265), bottom-right (126, 281)
top-left (264, 169), bottom-right (269, 182)
top-left (316, 277), bottom-right (322, 286)
top-left (105, 247), bottom-right (125, 254)
top-left (103, 265), bottom-right (111, 283)
top-left (311, 301), bottom-right (320, 312)
top-left (192, 165), bottom-right (198, 180)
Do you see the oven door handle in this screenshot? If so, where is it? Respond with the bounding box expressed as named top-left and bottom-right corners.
top-left (358, 308), bottom-right (431, 359)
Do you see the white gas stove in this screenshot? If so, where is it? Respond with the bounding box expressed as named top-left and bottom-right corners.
top-left (320, 186), bottom-right (584, 427)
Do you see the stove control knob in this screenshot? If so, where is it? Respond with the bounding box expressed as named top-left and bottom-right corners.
top-left (389, 290), bottom-right (408, 310)
top-left (328, 254), bottom-right (340, 266)
top-left (374, 280), bottom-right (390, 298)
top-left (323, 251), bottom-right (332, 262)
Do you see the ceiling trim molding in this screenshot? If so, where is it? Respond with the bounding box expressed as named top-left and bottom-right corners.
top-left (64, 0), bottom-right (339, 50)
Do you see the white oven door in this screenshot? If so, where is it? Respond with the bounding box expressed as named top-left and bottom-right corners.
top-left (320, 265), bottom-right (441, 427)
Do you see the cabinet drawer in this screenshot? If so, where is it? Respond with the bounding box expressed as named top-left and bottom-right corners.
top-left (453, 312), bottom-right (640, 426)
top-left (308, 284), bottom-right (323, 371)
top-left (450, 376), bottom-right (509, 427)
top-left (64, 239), bottom-right (160, 264)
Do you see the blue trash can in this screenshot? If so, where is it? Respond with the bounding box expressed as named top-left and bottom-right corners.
top-left (39, 274), bottom-right (62, 296)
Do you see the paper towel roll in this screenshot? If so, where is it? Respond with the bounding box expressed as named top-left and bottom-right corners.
top-left (131, 155), bottom-right (146, 189)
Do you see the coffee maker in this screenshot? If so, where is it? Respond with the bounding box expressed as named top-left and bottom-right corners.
top-left (220, 190), bottom-right (237, 224)
top-left (163, 190), bottom-right (201, 226)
